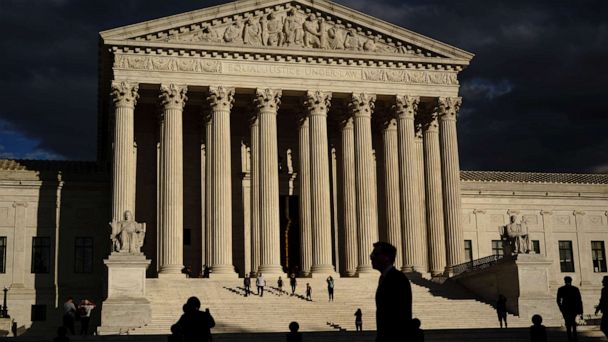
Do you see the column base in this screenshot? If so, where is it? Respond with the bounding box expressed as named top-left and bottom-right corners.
top-left (258, 264), bottom-right (284, 275)
top-left (157, 273), bottom-right (186, 279)
top-left (211, 264), bottom-right (237, 275)
top-left (401, 265), bottom-right (415, 273)
top-left (311, 266), bottom-right (339, 279)
top-left (158, 264), bottom-right (184, 275)
top-left (208, 272), bottom-right (239, 280)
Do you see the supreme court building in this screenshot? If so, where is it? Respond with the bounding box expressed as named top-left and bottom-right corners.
top-left (1, 0), bottom-right (607, 332)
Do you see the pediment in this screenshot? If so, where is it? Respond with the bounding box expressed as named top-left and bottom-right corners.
top-left (101, 0), bottom-right (473, 63)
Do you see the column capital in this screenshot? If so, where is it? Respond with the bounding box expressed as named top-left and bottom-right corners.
top-left (111, 81), bottom-right (139, 109)
top-left (348, 93), bottom-right (376, 118)
top-left (304, 90), bottom-right (332, 116)
top-left (207, 86), bottom-right (235, 112)
top-left (422, 111), bottom-right (440, 132)
top-left (393, 95), bottom-right (420, 120)
top-left (159, 84), bottom-right (188, 110)
top-left (437, 97), bottom-right (462, 121)
top-left (255, 88), bottom-right (282, 113)
top-left (414, 123), bottom-right (424, 140)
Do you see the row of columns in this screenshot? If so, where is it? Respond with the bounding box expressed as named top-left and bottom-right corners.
top-left (110, 80), bottom-right (464, 277)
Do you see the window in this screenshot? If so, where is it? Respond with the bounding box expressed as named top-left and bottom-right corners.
top-left (532, 240), bottom-right (541, 254)
top-left (464, 240), bottom-right (473, 262)
top-left (31, 237), bottom-right (50, 273)
top-left (74, 237), bottom-right (93, 273)
top-left (491, 240), bottom-right (504, 257)
top-left (592, 241), bottom-right (607, 273)
top-left (31, 304), bottom-right (46, 321)
top-left (0, 237), bottom-right (6, 273)
top-left (559, 240), bottom-right (575, 272)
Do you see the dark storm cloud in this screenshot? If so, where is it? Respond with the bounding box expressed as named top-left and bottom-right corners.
top-left (0, 0), bottom-right (606, 172)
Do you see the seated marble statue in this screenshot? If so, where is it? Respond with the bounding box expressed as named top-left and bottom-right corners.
top-left (504, 215), bottom-right (531, 254)
top-left (110, 210), bottom-right (145, 254)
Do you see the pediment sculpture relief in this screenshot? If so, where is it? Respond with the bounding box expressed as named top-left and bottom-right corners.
top-left (164, 6), bottom-right (429, 56)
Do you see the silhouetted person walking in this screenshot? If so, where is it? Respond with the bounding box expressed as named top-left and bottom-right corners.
top-left (62, 297), bottom-right (76, 335)
top-left (176, 296), bottom-right (215, 342)
top-left (557, 276), bottom-right (583, 342)
top-left (290, 273), bottom-right (297, 295)
top-left (412, 318), bottom-right (424, 342)
top-left (244, 274), bottom-right (251, 297)
top-left (278, 276), bottom-right (284, 295)
top-left (306, 283), bottom-right (312, 301)
top-left (595, 275), bottom-right (608, 337)
top-left (287, 321), bottom-right (303, 342)
top-left (327, 276), bottom-right (335, 301)
top-left (371, 241), bottom-right (413, 342)
top-left (496, 294), bottom-right (508, 328)
top-left (355, 308), bottom-right (363, 331)
top-left (530, 314), bottom-right (547, 342)
top-left (257, 273), bottom-right (266, 297)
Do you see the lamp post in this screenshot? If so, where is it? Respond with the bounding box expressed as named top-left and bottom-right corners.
top-left (2, 287), bottom-right (9, 318)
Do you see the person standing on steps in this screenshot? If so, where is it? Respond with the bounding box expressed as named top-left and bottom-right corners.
top-left (557, 276), bottom-right (583, 342)
top-left (78, 299), bottom-right (96, 335)
top-left (278, 276), bottom-right (284, 295)
top-left (306, 283), bottom-right (312, 301)
top-left (256, 273), bottom-right (266, 297)
top-left (496, 294), bottom-right (508, 328)
top-left (326, 276), bottom-right (335, 301)
top-left (371, 241), bottom-right (413, 341)
top-left (62, 296), bottom-right (77, 335)
top-left (595, 275), bottom-right (608, 337)
top-left (290, 273), bottom-right (297, 295)
top-left (243, 274), bottom-right (251, 297)
top-left (354, 308), bottom-right (363, 331)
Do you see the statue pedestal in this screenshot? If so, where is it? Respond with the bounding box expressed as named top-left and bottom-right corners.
top-left (98, 253), bottom-right (151, 335)
top-left (0, 318), bottom-right (13, 336)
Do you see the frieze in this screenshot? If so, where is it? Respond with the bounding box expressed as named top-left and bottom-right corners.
top-left (114, 54), bottom-right (458, 86)
top-left (142, 3), bottom-right (439, 58)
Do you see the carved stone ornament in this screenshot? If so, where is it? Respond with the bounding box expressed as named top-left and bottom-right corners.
top-left (394, 95), bottom-right (420, 120)
top-left (159, 84), bottom-right (188, 110)
top-left (207, 86), bottom-right (235, 112)
top-left (501, 215), bottom-right (531, 255)
top-left (111, 81), bottom-right (139, 109)
top-left (304, 90), bottom-right (332, 115)
top-left (110, 210), bottom-right (146, 254)
top-left (437, 97), bottom-right (462, 120)
top-left (348, 93), bottom-right (376, 118)
top-left (161, 5), bottom-right (431, 57)
top-left (255, 88), bottom-right (282, 113)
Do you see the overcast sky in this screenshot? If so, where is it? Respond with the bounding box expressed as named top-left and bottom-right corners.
top-left (0, 0), bottom-right (606, 173)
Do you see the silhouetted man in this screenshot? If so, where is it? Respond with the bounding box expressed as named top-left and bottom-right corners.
top-left (557, 276), bottom-right (583, 342)
top-left (595, 276), bottom-right (608, 337)
top-left (371, 241), bottom-right (412, 341)
top-left (177, 296), bottom-right (215, 342)
top-left (243, 274), bottom-right (251, 297)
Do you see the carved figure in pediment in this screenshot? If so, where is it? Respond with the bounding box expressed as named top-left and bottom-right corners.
top-left (194, 23), bottom-right (221, 43)
top-left (303, 14), bottom-right (322, 48)
top-left (344, 29), bottom-right (361, 51)
top-left (224, 21), bottom-right (244, 44)
top-left (263, 12), bottom-right (284, 46)
top-left (283, 8), bottom-right (304, 47)
top-left (110, 210), bottom-right (146, 254)
top-left (243, 17), bottom-right (263, 46)
top-left (325, 27), bottom-right (344, 50)
top-left (363, 37), bottom-right (377, 52)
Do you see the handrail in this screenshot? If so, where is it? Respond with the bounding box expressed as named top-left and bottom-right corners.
top-left (452, 254), bottom-right (504, 277)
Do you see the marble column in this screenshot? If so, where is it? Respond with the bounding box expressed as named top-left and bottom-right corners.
top-left (200, 143), bottom-right (206, 268)
top-left (422, 110), bottom-right (447, 276)
top-left (204, 115), bottom-right (213, 268)
top-left (394, 95), bottom-right (422, 272)
top-left (250, 114), bottom-right (261, 275)
top-left (414, 123), bottom-right (428, 272)
top-left (438, 97), bottom-right (465, 273)
top-left (297, 115), bottom-right (312, 276)
top-left (158, 84), bottom-right (187, 275)
top-left (380, 113), bottom-right (402, 270)
top-left (208, 86), bottom-right (236, 276)
top-left (305, 90), bottom-right (335, 275)
top-left (340, 116), bottom-right (358, 277)
top-left (350, 93), bottom-right (379, 275)
top-left (110, 81), bottom-right (138, 221)
top-left (255, 88), bottom-right (283, 275)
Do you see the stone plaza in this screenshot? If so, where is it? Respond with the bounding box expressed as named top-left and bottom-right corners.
top-left (0, 0), bottom-right (607, 338)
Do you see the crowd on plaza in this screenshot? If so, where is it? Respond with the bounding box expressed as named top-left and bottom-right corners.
top-left (52, 241), bottom-right (608, 342)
